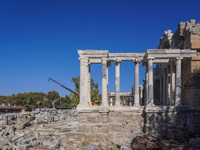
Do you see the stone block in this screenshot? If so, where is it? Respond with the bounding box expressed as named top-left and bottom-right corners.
top-left (78, 124), bottom-right (92, 133)
top-left (84, 144), bottom-right (99, 150)
top-left (0, 138), bottom-right (8, 147)
top-left (92, 126), bottom-right (109, 133)
top-left (21, 109), bottom-right (30, 115)
top-left (98, 114), bottom-right (108, 123)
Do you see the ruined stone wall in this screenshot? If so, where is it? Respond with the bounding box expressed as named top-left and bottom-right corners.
top-left (77, 107), bottom-right (178, 145)
top-left (173, 20), bottom-right (200, 106)
top-left (158, 19), bottom-right (200, 106)
top-left (78, 109), bottom-right (144, 144)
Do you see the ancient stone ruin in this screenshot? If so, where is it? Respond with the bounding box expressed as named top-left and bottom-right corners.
top-left (1, 19), bottom-right (200, 150)
top-left (76, 20), bottom-right (200, 149)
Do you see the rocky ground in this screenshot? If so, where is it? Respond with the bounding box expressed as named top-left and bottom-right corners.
top-left (0, 109), bottom-right (121, 150)
top-left (0, 109), bottom-right (199, 150)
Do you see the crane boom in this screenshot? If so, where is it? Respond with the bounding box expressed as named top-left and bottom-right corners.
top-left (48, 77), bottom-right (98, 106)
top-left (48, 78), bottom-right (79, 96)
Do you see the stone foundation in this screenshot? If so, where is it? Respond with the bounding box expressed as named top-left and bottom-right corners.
top-left (77, 106), bottom-right (179, 145)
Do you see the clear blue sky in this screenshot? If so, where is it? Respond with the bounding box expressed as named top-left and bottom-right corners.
top-left (0, 0), bottom-right (199, 97)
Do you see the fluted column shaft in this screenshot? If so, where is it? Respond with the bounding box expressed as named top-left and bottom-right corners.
top-left (166, 65), bottom-right (170, 105)
top-left (115, 60), bottom-right (121, 106)
top-left (79, 57), bottom-right (89, 106)
top-left (134, 60), bottom-right (140, 106)
top-left (147, 58), bottom-right (154, 106)
top-left (145, 65), bottom-right (148, 105)
top-left (170, 63), bottom-right (175, 105)
top-left (101, 58), bottom-right (108, 106)
top-left (87, 64), bottom-right (91, 106)
top-left (175, 57), bottom-right (182, 106)
top-left (159, 74), bottom-right (163, 105)
top-left (162, 68), bottom-right (166, 105)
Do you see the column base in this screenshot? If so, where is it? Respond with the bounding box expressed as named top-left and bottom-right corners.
top-left (147, 103), bottom-right (155, 107)
top-left (100, 103), bottom-right (109, 107)
top-left (134, 103), bottom-right (140, 106)
top-left (114, 102), bottom-right (121, 107)
top-left (77, 103), bottom-right (89, 109)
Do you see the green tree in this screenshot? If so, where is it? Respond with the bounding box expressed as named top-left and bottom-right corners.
top-left (47, 90), bottom-right (60, 101)
top-left (54, 95), bottom-right (72, 108)
top-left (71, 76), bottom-right (101, 107)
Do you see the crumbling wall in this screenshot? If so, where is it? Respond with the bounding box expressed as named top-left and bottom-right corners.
top-left (78, 109), bottom-right (144, 145)
top-left (173, 20), bottom-right (200, 106)
top-left (158, 19), bottom-right (200, 106)
top-left (77, 107), bottom-right (178, 145)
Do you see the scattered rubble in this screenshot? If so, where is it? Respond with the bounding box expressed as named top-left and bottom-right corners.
top-left (130, 126), bottom-right (197, 150)
top-left (0, 108), bottom-right (79, 150)
top-left (0, 108), bottom-right (199, 150)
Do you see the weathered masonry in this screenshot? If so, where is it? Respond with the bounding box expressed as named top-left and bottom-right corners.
top-left (76, 49), bottom-right (196, 144)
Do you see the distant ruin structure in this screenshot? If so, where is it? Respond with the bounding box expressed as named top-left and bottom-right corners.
top-left (76, 20), bottom-right (200, 145)
top-left (158, 19), bottom-right (200, 106)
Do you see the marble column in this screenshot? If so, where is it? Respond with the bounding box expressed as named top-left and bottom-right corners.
top-left (139, 85), bottom-right (143, 105)
top-left (175, 57), bottom-right (182, 106)
top-left (101, 58), bottom-right (108, 106)
top-left (145, 65), bottom-right (148, 105)
top-left (166, 65), bottom-right (170, 105)
top-left (170, 63), bottom-right (175, 105)
top-left (159, 74), bottom-right (163, 105)
top-left (147, 58), bottom-right (154, 106)
top-left (134, 60), bottom-right (140, 106)
top-left (87, 64), bottom-right (92, 106)
top-left (115, 59), bottom-right (121, 106)
top-left (107, 63), bottom-right (109, 103)
top-left (162, 68), bottom-right (166, 105)
top-left (78, 57), bottom-right (89, 106)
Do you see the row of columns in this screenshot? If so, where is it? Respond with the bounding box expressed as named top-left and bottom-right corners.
top-left (145, 57), bottom-right (182, 106)
top-left (115, 59), bottom-right (141, 106)
top-left (160, 63), bottom-right (176, 105)
top-left (79, 57), bottom-right (142, 107)
top-left (79, 56), bottom-right (182, 107)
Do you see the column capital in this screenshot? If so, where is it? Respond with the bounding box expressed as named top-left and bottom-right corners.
top-left (176, 56), bottom-right (183, 60)
top-left (139, 85), bottom-right (143, 90)
top-left (79, 57), bottom-right (89, 66)
top-left (175, 56), bottom-right (183, 65)
top-left (101, 57), bottom-right (107, 64)
top-left (134, 58), bottom-right (141, 64)
top-left (114, 59), bottom-right (121, 64)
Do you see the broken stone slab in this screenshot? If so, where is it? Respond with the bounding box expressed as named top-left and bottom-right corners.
top-left (12, 132), bottom-right (25, 142)
top-left (48, 139), bottom-right (61, 150)
top-left (60, 128), bottom-right (71, 132)
top-left (120, 142), bottom-right (132, 150)
top-left (59, 146), bottom-right (65, 150)
top-left (34, 119), bottom-right (47, 124)
top-left (14, 119), bottom-right (30, 130)
top-left (0, 138), bottom-right (8, 147)
top-left (73, 141), bottom-right (81, 149)
top-left (1, 145), bottom-right (11, 150)
top-left (21, 109), bottom-right (30, 115)
top-left (3, 126), bottom-right (15, 136)
top-left (43, 139), bottom-right (61, 150)
top-left (12, 145), bottom-right (20, 150)
top-left (0, 131), bottom-right (4, 136)
top-left (84, 144), bottom-right (100, 150)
